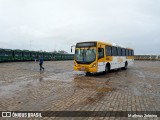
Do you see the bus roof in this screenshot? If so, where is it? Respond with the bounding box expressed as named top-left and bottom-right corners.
top-left (79, 41), bottom-right (133, 49)
top-left (30, 51), bottom-right (38, 53)
top-left (97, 41), bottom-right (112, 46)
top-left (126, 47), bottom-right (134, 50)
top-left (22, 50), bottom-right (30, 52)
top-left (14, 49), bottom-right (22, 51)
top-left (99, 41), bottom-right (133, 50)
top-left (4, 49), bottom-right (12, 51)
top-left (0, 48), bottom-right (12, 51)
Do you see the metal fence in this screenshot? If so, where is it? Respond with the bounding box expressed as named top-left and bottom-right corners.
top-left (134, 55), bottom-right (160, 60)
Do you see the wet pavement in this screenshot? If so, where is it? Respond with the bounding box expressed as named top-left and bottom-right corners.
top-left (0, 61), bottom-right (160, 120)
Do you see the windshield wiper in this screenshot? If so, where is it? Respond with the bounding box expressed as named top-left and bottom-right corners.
top-left (83, 47), bottom-right (92, 62)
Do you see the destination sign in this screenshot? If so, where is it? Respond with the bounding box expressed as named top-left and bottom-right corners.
top-left (76, 42), bottom-right (96, 48)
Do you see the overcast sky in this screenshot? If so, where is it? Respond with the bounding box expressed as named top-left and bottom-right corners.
top-left (0, 0), bottom-right (160, 54)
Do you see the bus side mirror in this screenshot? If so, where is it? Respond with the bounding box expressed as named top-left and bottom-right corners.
top-left (71, 45), bottom-right (75, 53)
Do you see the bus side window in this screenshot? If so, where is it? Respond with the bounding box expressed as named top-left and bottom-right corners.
top-left (129, 50), bottom-right (131, 56)
top-left (112, 47), bottom-right (117, 56)
top-left (132, 50), bottom-right (134, 56)
top-left (118, 48), bottom-right (122, 56)
top-left (122, 48), bottom-right (125, 56)
top-left (130, 50), bottom-right (132, 56)
top-left (126, 49), bottom-right (128, 56)
top-left (106, 46), bottom-right (111, 56)
top-left (117, 48), bottom-right (120, 56)
top-left (98, 48), bottom-right (104, 59)
top-left (120, 48), bottom-right (122, 56)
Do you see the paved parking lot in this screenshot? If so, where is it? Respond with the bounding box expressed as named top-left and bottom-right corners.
top-left (0, 61), bottom-right (160, 120)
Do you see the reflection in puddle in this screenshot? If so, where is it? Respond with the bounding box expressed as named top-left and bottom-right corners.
top-left (73, 71), bottom-right (114, 98)
top-left (0, 79), bottom-right (39, 98)
top-left (84, 92), bottom-right (105, 104)
top-left (96, 87), bottom-right (113, 92)
top-left (39, 76), bottom-right (43, 82)
top-left (39, 71), bottom-right (44, 82)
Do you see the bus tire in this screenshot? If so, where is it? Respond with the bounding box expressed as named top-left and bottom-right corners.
top-left (104, 63), bottom-right (110, 74)
top-left (123, 61), bottom-right (128, 70)
top-left (86, 72), bottom-right (91, 76)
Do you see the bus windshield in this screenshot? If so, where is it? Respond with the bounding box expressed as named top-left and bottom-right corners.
top-left (75, 47), bottom-right (96, 63)
top-left (5, 51), bottom-right (12, 56)
top-left (31, 53), bottom-right (36, 57)
top-left (0, 50), bottom-right (4, 56)
top-left (15, 52), bottom-right (22, 56)
top-left (23, 52), bottom-right (30, 56)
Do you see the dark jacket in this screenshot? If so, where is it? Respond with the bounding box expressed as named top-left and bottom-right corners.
top-left (39, 57), bottom-right (43, 65)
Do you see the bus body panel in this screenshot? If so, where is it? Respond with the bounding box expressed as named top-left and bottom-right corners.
top-left (0, 49), bottom-right (14, 62)
top-left (1, 48), bottom-right (74, 62)
top-left (74, 62), bottom-right (97, 73)
top-left (22, 50), bottom-right (31, 61)
top-left (13, 50), bottom-right (23, 61)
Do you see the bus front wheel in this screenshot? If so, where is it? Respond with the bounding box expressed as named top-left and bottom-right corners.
top-left (86, 72), bottom-right (91, 76)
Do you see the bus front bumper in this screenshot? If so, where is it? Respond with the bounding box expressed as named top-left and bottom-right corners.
top-left (74, 66), bottom-right (97, 73)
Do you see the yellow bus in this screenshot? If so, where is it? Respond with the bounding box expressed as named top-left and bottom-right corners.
top-left (72, 41), bottom-right (134, 75)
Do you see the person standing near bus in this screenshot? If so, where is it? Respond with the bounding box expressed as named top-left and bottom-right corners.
top-left (39, 56), bottom-right (44, 71)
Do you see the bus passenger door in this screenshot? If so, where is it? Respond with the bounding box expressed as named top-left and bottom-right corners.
top-left (97, 44), bottom-right (105, 72)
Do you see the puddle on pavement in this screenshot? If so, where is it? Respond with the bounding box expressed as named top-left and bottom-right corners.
top-left (44, 72), bottom-right (75, 82)
top-left (96, 87), bottom-right (113, 92)
top-left (83, 88), bottom-right (115, 105)
top-left (0, 79), bottom-right (39, 98)
top-left (85, 92), bottom-right (105, 104)
top-left (130, 87), bottom-right (142, 96)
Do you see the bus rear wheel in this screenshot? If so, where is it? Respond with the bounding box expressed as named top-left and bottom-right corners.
top-left (123, 62), bottom-right (128, 70)
top-left (104, 64), bottom-right (110, 74)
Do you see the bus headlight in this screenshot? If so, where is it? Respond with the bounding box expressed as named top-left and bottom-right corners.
top-left (92, 63), bottom-right (96, 67)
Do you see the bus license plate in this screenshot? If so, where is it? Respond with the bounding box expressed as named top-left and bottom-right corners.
top-left (81, 67), bottom-right (85, 71)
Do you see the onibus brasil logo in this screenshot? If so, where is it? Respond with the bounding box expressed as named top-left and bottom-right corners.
top-left (1, 112), bottom-right (42, 118)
